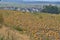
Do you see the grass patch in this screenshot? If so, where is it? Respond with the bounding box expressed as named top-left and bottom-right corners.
top-left (46, 37), bottom-right (49, 40)
top-left (0, 13), bottom-right (4, 28)
top-left (13, 26), bottom-right (23, 31)
top-left (0, 35), bottom-right (4, 40)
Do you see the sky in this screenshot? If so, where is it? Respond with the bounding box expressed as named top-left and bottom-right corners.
top-left (24, 0), bottom-right (60, 1)
top-left (1, 0), bottom-right (60, 2)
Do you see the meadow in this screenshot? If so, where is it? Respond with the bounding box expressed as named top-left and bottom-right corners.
top-left (0, 10), bottom-right (60, 40)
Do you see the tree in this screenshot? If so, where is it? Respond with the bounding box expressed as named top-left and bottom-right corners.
top-left (42, 5), bottom-right (59, 14)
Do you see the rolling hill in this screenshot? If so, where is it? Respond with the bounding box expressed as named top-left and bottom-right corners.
top-left (0, 10), bottom-right (60, 40)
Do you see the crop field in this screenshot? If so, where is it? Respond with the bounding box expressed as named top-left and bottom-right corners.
top-left (0, 10), bottom-right (60, 40)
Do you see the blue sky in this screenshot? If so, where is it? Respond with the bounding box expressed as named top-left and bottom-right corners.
top-left (1, 0), bottom-right (60, 2)
top-left (24, 0), bottom-right (60, 1)
top-left (1, 0), bottom-right (22, 1)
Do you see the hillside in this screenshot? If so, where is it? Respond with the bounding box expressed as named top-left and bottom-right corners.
top-left (0, 10), bottom-right (60, 40)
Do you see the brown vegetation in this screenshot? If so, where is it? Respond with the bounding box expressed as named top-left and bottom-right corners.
top-left (0, 10), bottom-right (60, 40)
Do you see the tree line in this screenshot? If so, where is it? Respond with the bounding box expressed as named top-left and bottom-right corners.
top-left (41, 5), bottom-right (60, 14)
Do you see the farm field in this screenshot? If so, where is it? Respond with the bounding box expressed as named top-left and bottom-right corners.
top-left (0, 10), bottom-right (60, 40)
